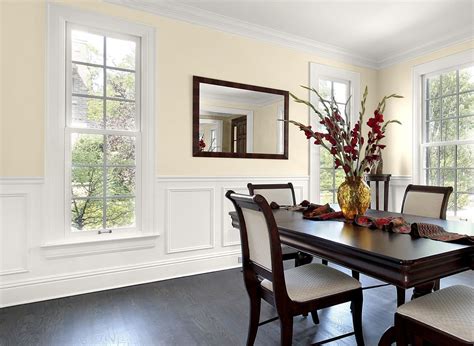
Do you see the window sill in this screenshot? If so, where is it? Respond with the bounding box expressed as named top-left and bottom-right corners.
top-left (41, 234), bottom-right (159, 259)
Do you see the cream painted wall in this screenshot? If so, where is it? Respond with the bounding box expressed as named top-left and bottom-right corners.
top-left (377, 40), bottom-right (474, 176)
top-left (0, 0), bottom-right (377, 177)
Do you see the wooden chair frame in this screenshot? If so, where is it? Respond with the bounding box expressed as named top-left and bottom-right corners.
top-left (401, 184), bottom-right (453, 220)
top-left (395, 312), bottom-right (471, 346)
top-left (226, 191), bottom-right (364, 346)
top-left (247, 183), bottom-right (312, 267)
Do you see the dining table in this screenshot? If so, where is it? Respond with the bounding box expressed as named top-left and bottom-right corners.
top-left (229, 208), bottom-right (474, 345)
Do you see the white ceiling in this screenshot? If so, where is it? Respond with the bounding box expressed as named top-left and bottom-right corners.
top-left (201, 83), bottom-right (283, 106)
top-left (109, 0), bottom-right (473, 68)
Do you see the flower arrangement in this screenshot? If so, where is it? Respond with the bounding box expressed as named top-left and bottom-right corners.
top-left (288, 86), bottom-right (402, 177)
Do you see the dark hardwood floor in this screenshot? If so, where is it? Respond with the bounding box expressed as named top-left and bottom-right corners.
top-left (0, 263), bottom-right (472, 346)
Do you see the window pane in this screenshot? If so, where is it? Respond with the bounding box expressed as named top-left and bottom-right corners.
top-left (71, 167), bottom-right (103, 198)
top-left (72, 97), bottom-right (104, 129)
top-left (71, 133), bottom-right (104, 165)
top-left (426, 76), bottom-right (440, 99)
top-left (441, 70), bottom-right (457, 96)
top-left (107, 167), bottom-right (135, 196)
top-left (426, 121), bottom-right (441, 142)
top-left (320, 191), bottom-right (333, 204)
top-left (333, 82), bottom-right (348, 103)
top-left (106, 198), bottom-right (135, 228)
top-left (457, 169), bottom-right (474, 193)
top-left (72, 64), bottom-right (103, 96)
top-left (457, 145), bottom-right (473, 168)
top-left (456, 194), bottom-right (473, 220)
top-left (71, 30), bottom-right (104, 65)
top-left (106, 37), bottom-right (136, 70)
top-left (459, 67), bottom-right (474, 92)
top-left (319, 80), bottom-right (331, 100)
top-left (336, 103), bottom-right (347, 119)
top-left (106, 100), bottom-right (136, 130)
top-left (106, 69), bottom-right (135, 100)
top-left (320, 169), bottom-right (333, 190)
top-left (320, 149), bottom-right (334, 168)
top-left (335, 169), bottom-right (345, 187)
top-left (425, 146), bottom-right (439, 168)
top-left (459, 92), bottom-right (473, 116)
top-left (107, 135), bottom-right (136, 165)
top-left (441, 95), bottom-right (457, 118)
top-left (426, 169), bottom-right (439, 185)
top-left (71, 199), bottom-right (103, 231)
top-left (440, 169), bottom-right (455, 188)
top-left (459, 116), bottom-right (474, 140)
top-left (427, 98), bottom-right (441, 120)
top-left (440, 145), bottom-right (455, 168)
top-left (442, 118), bottom-right (457, 141)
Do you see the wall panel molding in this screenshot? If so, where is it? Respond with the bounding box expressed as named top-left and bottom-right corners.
top-left (165, 187), bottom-right (215, 253)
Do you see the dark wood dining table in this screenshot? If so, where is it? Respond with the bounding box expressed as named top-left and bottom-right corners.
top-left (229, 208), bottom-right (473, 345)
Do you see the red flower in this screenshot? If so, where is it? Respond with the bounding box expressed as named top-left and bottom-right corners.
top-left (343, 164), bottom-right (351, 174)
top-left (330, 146), bottom-right (338, 155)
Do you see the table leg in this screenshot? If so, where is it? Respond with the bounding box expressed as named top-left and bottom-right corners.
top-left (396, 287), bottom-right (406, 307)
top-left (384, 181), bottom-right (389, 212)
top-left (412, 281), bottom-right (435, 300)
top-left (378, 327), bottom-right (395, 346)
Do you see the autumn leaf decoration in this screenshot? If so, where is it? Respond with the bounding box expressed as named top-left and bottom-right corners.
top-left (287, 86), bottom-right (402, 177)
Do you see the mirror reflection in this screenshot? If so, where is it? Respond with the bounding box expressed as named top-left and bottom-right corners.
top-left (194, 77), bottom-right (288, 159)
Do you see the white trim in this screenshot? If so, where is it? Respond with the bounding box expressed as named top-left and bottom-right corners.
top-left (0, 177), bottom-right (44, 184)
top-left (105, 0), bottom-right (377, 69)
top-left (156, 175), bottom-right (310, 183)
top-left (200, 104), bottom-right (254, 152)
top-left (412, 49), bottom-right (474, 184)
top-left (105, 0), bottom-right (472, 70)
top-left (378, 29), bottom-right (473, 69)
top-left (199, 119), bottom-right (223, 152)
top-left (0, 250), bottom-right (241, 308)
top-left (276, 104), bottom-right (284, 154)
top-left (309, 63), bottom-right (361, 202)
top-left (45, 4), bottom-right (156, 244)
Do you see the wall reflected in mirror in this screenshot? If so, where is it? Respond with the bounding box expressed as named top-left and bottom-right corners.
top-left (193, 77), bottom-right (289, 159)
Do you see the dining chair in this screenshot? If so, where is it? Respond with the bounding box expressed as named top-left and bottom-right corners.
top-left (226, 191), bottom-right (364, 346)
top-left (401, 184), bottom-right (453, 291)
top-left (247, 183), bottom-right (312, 267)
top-left (401, 184), bottom-right (453, 220)
top-left (395, 285), bottom-right (473, 345)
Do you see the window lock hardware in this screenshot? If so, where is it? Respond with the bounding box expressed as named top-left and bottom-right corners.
top-left (98, 229), bottom-right (113, 234)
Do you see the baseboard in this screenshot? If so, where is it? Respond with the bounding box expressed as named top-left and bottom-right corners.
top-left (0, 250), bottom-right (241, 308)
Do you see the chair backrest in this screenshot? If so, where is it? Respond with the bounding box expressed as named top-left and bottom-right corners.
top-left (401, 184), bottom-right (453, 220)
top-left (226, 191), bottom-right (287, 298)
top-left (247, 182), bottom-right (296, 206)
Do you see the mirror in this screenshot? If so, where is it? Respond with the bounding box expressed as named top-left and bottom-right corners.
top-left (193, 76), bottom-right (289, 159)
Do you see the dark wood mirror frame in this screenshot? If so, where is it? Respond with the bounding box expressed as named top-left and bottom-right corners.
top-left (193, 76), bottom-right (289, 159)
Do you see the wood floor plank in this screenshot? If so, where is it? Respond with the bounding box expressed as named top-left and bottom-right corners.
top-left (0, 265), bottom-right (472, 345)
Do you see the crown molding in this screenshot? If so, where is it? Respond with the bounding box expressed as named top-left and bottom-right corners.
top-left (105, 0), bottom-right (472, 70)
top-left (377, 28), bottom-right (473, 69)
top-left (105, 0), bottom-right (378, 69)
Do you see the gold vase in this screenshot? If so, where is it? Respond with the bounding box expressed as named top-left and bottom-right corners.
top-left (337, 176), bottom-right (371, 220)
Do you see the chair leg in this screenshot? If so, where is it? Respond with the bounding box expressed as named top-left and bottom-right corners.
top-left (246, 288), bottom-right (261, 346)
top-left (310, 310), bottom-right (319, 324)
top-left (351, 290), bottom-right (365, 346)
top-left (433, 279), bottom-right (440, 291)
top-left (394, 314), bottom-right (409, 346)
top-left (321, 259), bottom-right (328, 265)
top-left (279, 315), bottom-right (293, 346)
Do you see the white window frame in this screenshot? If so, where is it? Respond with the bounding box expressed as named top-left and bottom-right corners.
top-left (45, 4), bottom-right (156, 243)
top-left (412, 49), bottom-right (474, 219)
top-left (309, 63), bottom-right (360, 202)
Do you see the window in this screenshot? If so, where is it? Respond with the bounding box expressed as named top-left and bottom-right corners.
top-left (318, 79), bottom-right (351, 204)
top-left (421, 64), bottom-right (474, 219)
top-left (67, 26), bottom-right (140, 232)
top-left (309, 63), bottom-right (360, 203)
top-left (46, 5), bottom-right (155, 241)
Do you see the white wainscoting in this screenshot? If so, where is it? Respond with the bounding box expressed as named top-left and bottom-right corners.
top-left (0, 175), bottom-right (411, 307)
top-left (0, 175), bottom-right (309, 307)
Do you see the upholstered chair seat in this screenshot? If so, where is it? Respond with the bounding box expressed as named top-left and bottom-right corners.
top-left (396, 285), bottom-right (474, 344)
top-left (261, 263), bottom-right (361, 302)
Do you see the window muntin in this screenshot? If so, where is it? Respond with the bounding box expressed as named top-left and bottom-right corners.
top-left (66, 25), bottom-right (141, 232)
top-left (422, 64), bottom-right (474, 219)
top-left (318, 78), bottom-right (351, 204)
